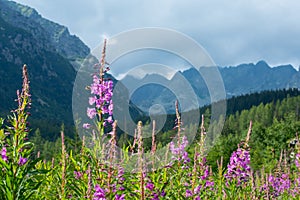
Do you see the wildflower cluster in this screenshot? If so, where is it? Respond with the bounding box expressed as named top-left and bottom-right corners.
top-left (224, 147), bottom-right (251, 185)
top-left (264, 173), bottom-right (291, 197)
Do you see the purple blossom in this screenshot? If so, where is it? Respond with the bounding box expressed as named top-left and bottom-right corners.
top-left (89, 96), bottom-right (97, 105)
top-left (205, 181), bottom-right (214, 188)
top-left (146, 183), bottom-right (155, 191)
top-left (108, 104), bottom-right (113, 116)
top-left (224, 148), bottom-right (251, 185)
top-left (1, 147), bottom-right (8, 162)
top-left (186, 189), bottom-right (193, 197)
top-left (83, 123), bottom-right (91, 129)
top-left (93, 184), bottom-right (106, 200)
top-left (151, 193), bottom-right (159, 200)
top-left (182, 151), bottom-right (191, 164)
top-left (87, 108), bottom-right (97, 119)
top-left (115, 194), bottom-right (125, 200)
top-left (18, 156), bottom-right (27, 166)
top-left (105, 116), bottom-right (114, 125)
top-left (118, 186), bottom-right (125, 191)
top-left (264, 173), bottom-right (291, 197)
top-left (169, 136), bottom-right (190, 163)
top-left (201, 166), bottom-right (209, 180)
top-left (74, 171), bottom-right (83, 179)
top-left (194, 185), bottom-right (201, 194)
top-left (95, 98), bottom-right (104, 109)
top-left (161, 190), bottom-right (166, 197)
top-left (86, 74), bottom-right (114, 126)
top-left (111, 184), bottom-right (117, 193)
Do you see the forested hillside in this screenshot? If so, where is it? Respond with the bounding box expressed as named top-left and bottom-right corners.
top-left (29, 88), bottom-right (300, 161)
top-left (206, 92), bottom-right (300, 171)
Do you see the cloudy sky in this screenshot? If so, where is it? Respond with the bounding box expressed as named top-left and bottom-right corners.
top-left (14, 0), bottom-right (300, 69)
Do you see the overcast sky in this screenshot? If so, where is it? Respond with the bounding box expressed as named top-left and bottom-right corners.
top-left (13, 0), bottom-right (300, 69)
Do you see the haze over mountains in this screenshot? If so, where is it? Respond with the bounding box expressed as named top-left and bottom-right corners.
top-left (0, 0), bottom-right (299, 125)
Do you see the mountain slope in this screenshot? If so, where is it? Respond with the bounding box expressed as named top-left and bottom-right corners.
top-left (0, 0), bottom-right (93, 130)
top-left (0, 0), bottom-right (147, 139)
top-left (0, 13), bottom-right (75, 121)
top-left (0, 0), bottom-right (90, 69)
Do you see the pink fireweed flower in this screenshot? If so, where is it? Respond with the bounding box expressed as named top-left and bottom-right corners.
top-left (146, 183), bottom-right (155, 191)
top-left (106, 116), bottom-right (113, 124)
top-left (83, 123), bottom-right (91, 129)
top-left (74, 171), bottom-right (83, 179)
top-left (89, 96), bottom-right (97, 105)
top-left (87, 108), bottom-right (97, 119)
top-left (1, 147), bottom-right (8, 162)
top-left (93, 184), bottom-right (106, 200)
top-left (186, 189), bottom-right (193, 197)
top-left (115, 194), bottom-right (125, 200)
top-left (182, 151), bottom-right (191, 164)
top-left (18, 156), bottom-right (28, 166)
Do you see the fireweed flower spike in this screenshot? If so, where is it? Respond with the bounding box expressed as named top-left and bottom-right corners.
top-left (225, 121), bottom-right (252, 185)
top-left (0, 65), bottom-right (48, 199)
top-left (169, 100), bottom-right (190, 165)
top-left (85, 39), bottom-right (114, 130)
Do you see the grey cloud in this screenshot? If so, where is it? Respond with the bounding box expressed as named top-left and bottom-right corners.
top-left (14, 0), bottom-right (300, 68)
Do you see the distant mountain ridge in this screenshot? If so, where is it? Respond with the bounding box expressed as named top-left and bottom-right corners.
top-left (126, 60), bottom-right (300, 113)
top-left (219, 60), bottom-right (299, 95)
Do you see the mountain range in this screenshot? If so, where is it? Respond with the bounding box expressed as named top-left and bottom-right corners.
top-left (0, 0), bottom-right (300, 136)
top-left (126, 61), bottom-right (300, 113)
